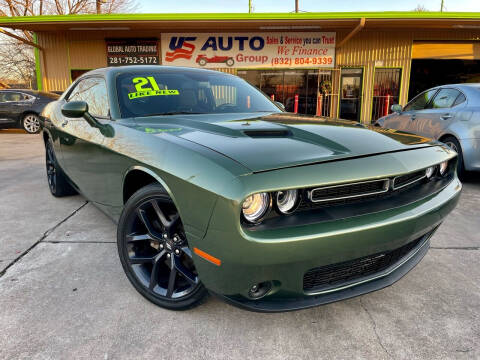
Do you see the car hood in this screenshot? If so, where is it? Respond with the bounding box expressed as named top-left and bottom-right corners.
top-left (131, 112), bottom-right (435, 173)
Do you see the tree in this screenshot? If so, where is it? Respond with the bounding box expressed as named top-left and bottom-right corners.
top-left (0, 0), bottom-right (137, 88)
top-left (413, 5), bottom-right (429, 11)
top-left (0, 40), bottom-right (36, 87)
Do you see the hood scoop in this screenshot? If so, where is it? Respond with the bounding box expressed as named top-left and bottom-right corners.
top-left (243, 129), bottom-right (292, 138)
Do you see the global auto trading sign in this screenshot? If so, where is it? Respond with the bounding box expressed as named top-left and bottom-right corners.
top-left (160, 32), bottom-right (335, 69)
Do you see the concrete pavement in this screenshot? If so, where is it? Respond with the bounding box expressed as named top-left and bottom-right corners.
top-left (0, 130), bottom-right (479, 359)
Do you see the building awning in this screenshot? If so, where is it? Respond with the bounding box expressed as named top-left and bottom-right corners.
top-left (0, 12), bottom-right (480, 32)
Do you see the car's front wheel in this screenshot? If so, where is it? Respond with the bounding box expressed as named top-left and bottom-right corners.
top-left (45, 140), bottom-right (77, 197)
top-left (442, 136), bottom-right (465, 179)
top-left (117, 184), bottom-right (207, 310)
top-left (22, 113), bottom-right (41, 134)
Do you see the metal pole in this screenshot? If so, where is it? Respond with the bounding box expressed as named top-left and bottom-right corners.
top-left (440, 0), bottom-right (444, 12)
top-left (295, 0), bottom-right (299, 13)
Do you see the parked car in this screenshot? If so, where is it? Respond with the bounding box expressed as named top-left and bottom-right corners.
top-left (0, 89), bottom-right (59, 134)
top-left (41, 66), bottom-right (460, 312)
top-left (375, 84), bottom-right (480, 178)
top-left (196, 54), bottom-right (235, 67)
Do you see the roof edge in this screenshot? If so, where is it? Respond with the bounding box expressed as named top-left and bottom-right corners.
top-left (1, 11), bottom-right (480, 24)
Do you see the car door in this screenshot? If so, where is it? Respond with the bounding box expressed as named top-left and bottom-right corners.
top-left (0, 91), bottom-right (28, 125)
top-left (383, 88), bottom-right (438, 133)
top-left (411, 88), bottom-right (465, 139)
top-left (59, 77), bottom-right (114, 204)
top-left (0, 91), bottom-right (15, 125)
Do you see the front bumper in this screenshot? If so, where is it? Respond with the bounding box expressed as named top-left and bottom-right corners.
top-left (460, 138), bottom-right (480, 171)
top-left (191, 175), bottom-right (461, 312)
top-left (213, 231), bottom-right (431, 312)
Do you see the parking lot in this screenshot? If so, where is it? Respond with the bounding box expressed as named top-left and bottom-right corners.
top-left (0, 130), bottom-right (478, 359)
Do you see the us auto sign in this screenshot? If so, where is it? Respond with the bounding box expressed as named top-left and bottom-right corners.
top-left (160, 32), bottom-right (335, 69)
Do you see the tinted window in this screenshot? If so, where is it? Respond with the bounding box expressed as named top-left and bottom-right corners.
top-left (68, 78), bottom-right (109, 117)
top-left (0, 92), bottom-right (25, 102)
top-left (453, 93), bottom-right (466, 107)
top-left (404, 89), bottom-right (437, 111)
top-left (116, 70), bottom-right (281, 118)
top-left (430, 88), bottom-right (461, 109)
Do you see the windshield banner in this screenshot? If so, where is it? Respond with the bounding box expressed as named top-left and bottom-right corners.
top-left (160, 32), bottom-right (335, 69)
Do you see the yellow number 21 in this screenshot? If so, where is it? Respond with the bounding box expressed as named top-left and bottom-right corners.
top-left (132, 76), bottom-right (161, 92)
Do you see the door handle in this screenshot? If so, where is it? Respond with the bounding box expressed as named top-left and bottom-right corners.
top-left (440, 114), bottom-right (453, 120)
top-left (61, 120), bottom-right (68, 127)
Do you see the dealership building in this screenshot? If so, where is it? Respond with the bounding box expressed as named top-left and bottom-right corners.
top-left (1, 12), bottom-right (480, 123)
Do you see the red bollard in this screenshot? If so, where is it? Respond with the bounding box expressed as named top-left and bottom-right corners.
top-left (384, 94), bottom-right (391, 116)
top-left (294, 94), bottom-right (299, 114)
top-left (316, 94), bottom-right (323, 116)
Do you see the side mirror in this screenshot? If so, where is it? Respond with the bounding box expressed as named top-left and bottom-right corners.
top-left (275, 101), bottom-right (285, 110)
top-left (61, 101), bottom-right (88, 118)
top-left (391, 104), bottom-right (403, 113)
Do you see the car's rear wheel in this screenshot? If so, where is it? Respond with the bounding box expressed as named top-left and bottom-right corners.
top-left (198, 58), bottom-right (207, 66)
top-left (442, 136), bottom-right (465, 179)
top-left (22, 113), bottom-right (41, 134)
top-left (117, 184), bottom-right (207, 310)
top-left (45, 140), bottom-right (77, 197)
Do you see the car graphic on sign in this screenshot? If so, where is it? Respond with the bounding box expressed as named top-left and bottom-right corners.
top-left (196, 54), bottom-right (235, 67)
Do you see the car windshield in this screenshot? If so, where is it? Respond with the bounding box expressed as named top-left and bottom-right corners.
top-left (116, 69), bottom-right (282, 118)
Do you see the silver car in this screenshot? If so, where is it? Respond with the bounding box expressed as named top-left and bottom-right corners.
top-left (376, 84), bottom-right (480, 177)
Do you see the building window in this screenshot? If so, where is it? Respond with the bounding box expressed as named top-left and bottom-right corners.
top-left (372, 68), bottom-right (402, 121)
top-left (237, 69), bottom-right (335, 117)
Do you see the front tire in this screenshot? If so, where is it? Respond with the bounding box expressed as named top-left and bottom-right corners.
top-left (45, 140), bottom-right (77, 197)
top-left (22, 113), bottom-right (41, 134)
top-left (442, 136), bottom-right (465, 179)
top-left (117, 184), bottom-right (207, 310)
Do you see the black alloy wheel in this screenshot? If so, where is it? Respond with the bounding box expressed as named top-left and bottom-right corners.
top-left (45, 140), bottom-right (77, 197)
top-left (46, 141), bottom-right (57, 193)
top-left (117, 184), bottom-right (207, 310)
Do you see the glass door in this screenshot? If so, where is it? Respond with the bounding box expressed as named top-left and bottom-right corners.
top-left (339, 68), bottom-right (363, 121)
top-left (282, 71), bottom-right (307, 113)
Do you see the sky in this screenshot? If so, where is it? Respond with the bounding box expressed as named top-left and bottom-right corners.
top-left (138, 0), bottom-right (480, 13)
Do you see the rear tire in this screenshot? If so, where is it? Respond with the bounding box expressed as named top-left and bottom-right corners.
top-left (45, 140), bottom-right (77, 197)
top-left (442, 136), bottom-right (465, 180)
top-left (117, 184), bottom-right (208, 310)
top-left (22, 113), bottom-right (41, 134)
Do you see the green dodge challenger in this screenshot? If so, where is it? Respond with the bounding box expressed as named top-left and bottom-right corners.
top-left (41, 65), bottom-right (461, 312)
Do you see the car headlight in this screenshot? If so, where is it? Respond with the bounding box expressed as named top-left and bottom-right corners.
top-left (275, 190), bottom-right (299, 214)
top-left (425, 166), bottom-right (435, 179)
top-left (242, 192), bottom-right (270, 223)
top-left (439, 161), bottom-right (449, 176)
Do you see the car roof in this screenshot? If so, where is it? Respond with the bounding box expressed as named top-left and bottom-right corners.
top-left (0, 89), bottom-right (38, 94)
top-left (82, 65), bottom-right (232, 78)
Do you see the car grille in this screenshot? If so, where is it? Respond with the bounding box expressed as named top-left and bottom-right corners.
top-left (303, 235), bottom-right (425, 292)
top-left (298, 168), bottom-right (430, 210)
top-left (309, 179), bottom-right (389, 203)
